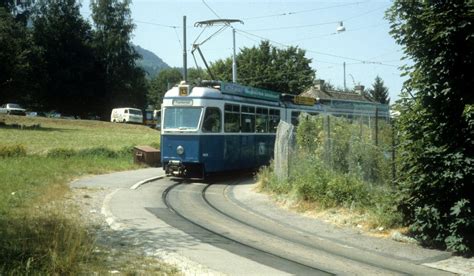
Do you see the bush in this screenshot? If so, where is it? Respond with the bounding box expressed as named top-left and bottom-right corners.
top-left (410, 200), bottom-right (474, 254)
top-left (47, 148), bottom-right (77, 158)
top-left (47, 147), bottom-right (132, 159)
top-left (78, 147), bottom-right (118, 158)
top-left (258, 114), bottom-right (400, 228)
top-left (0, 144), bottom-right (27, 158)
top-left (296, 115), bottom-right (392, 186)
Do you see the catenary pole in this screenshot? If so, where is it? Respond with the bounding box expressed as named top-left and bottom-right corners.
top-left (232, 28), bottom-right (237, 83)
top-left (183, 16), bottom-right (187, 82)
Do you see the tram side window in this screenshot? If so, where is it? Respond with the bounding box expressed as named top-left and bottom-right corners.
top-left (291, 111), bottom-right (300, 125)
top-left (224, 104), bottom-right (240, 132)
top-left (269, 109), bottom-right (280, 133)
top-left (241, 105), bottom-right (255, 133)
top-left (255, 107), bottom-right (268, 133)
top-left (202, 107), bottom-right (221, 133)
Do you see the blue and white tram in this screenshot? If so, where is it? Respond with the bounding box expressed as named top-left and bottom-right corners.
top-left (161, 81), bottom-right (285, 178)
top-left (160, 80), bottom-right (387, 178)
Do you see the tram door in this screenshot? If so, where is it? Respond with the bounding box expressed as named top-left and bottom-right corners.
top-left (240, 105), bottom-right (256, 169)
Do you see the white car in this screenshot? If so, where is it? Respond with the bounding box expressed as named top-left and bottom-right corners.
top-left (110, 107), bottom-right (143, 124)
top-left (0, 103), bottom-right (26, 116)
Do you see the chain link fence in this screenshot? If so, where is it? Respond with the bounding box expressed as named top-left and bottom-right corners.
top-left (275, 112), bottom-right (394, 187)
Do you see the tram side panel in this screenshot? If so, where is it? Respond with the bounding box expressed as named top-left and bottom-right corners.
top-left (199, 134), bottom-right (227, 172)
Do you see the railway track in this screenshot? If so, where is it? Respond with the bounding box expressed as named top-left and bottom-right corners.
top-left (161, 175), bottom-right (451, 275)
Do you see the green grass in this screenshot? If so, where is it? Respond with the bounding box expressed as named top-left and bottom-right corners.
top-left (0, 115), bottom-right (176, 275)
top-left (0, 115), bottom-right (160, 154)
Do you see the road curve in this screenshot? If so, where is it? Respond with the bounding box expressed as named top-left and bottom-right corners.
top-left (72, 168), bottom-right (454, 275)
top-left (162, 174), bottom-right (452, 275)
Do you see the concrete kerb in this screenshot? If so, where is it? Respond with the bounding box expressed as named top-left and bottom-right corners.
top-left (129, 174), bottom-right (167, 190)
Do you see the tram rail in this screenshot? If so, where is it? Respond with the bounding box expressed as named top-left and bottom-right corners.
top-left (161, 175), bottom-right (451, 275)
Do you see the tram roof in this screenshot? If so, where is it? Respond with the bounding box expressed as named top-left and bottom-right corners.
top-left (163, 81), bottom-right (389, 116)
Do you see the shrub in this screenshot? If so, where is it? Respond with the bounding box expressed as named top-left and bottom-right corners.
top-left (78, 147), bottom-right (118, 158)
top-left (410, 200), bottom-right (474, 254)
top-left (258, 113), bottom-right (400, 228)
top-left (47, 148), bottom-right (77, 158)
top-left (0, 144), bottom-right (27, 158)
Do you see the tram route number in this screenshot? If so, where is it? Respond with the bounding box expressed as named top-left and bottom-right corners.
top-left (179, 85), bottom-right (189, 96)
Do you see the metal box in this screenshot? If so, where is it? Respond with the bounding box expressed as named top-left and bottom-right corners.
top-left (133, 145), bottom-right (161, 167)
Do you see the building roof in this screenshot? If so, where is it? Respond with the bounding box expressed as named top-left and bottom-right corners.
top-left (300, 82), bottom-right (374, 103)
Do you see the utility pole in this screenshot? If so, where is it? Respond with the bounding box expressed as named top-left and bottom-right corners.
top-left (232, 28), bottom-right (237, 83)
top-left (183, 16), bottom-right (187, 82)
top-left (343, 62), bottom-right (346, 91)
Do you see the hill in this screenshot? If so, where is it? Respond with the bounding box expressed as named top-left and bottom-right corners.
top-left (134, 45), bottom-right (170, 78)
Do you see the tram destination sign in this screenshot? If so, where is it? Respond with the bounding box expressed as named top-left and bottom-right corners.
top-left (220, 82), bottom-right (280, 102)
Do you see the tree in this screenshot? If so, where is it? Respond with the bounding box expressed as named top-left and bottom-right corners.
top-left (91, 0), bottom-right (147, 116)
top-left (147, 68), bottom-right (182, 108)
top-left (0, 7), bottom-right (31, 104)
top-left (208, 58), bottom-right (232, 82)
top-left (209, 41), bottom-right (315, 94)
top-left (0, 0), bottom-right (35, 24)
top-left (368, 76), bottom-right (390, 104)
top-left (31, 0), bottom-right (98, 116)
top-left (387, 1), bottom-right (474, 254)
top-left (187, 67), bottom-right (207, 84)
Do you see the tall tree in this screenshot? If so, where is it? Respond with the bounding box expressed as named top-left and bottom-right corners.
top-left (147, 68), bottom-right (182, 108)
top-left (368, 76), bottom-right (390, 104)
top-left (187, 67), bottom-right (207, 84)
top-left (91, 0), bottom-right (146, 116)
top-left (0, 7), bottom-right (31, 104)
top-left (0, 0), bottom-right (34, 24)
top-left (209, 41), bottom-right (315, 94)
top-left (31, 0), bottom-right (98, 116)
top-left (387, 1), bottom-right (473, 254)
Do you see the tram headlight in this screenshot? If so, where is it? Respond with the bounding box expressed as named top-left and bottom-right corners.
top-left (176, 145), bottom-right (185, 155)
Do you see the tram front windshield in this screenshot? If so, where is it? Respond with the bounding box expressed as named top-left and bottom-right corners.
top-left (163, 107), bottom-right (202, 130)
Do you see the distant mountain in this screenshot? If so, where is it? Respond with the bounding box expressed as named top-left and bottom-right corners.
top-left (134, 45), bottom-right (170, 78)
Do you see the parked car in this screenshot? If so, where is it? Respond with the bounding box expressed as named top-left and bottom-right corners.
top-left (47, 110), bottom-right (62, 118)
top-left (0, 103), bottom-right (26, 116)
top-left (26, 111), bottom-right (47, 117)
top-left (110, 107), bottom-right (143, 124)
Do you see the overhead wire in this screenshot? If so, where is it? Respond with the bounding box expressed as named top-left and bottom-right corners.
top-left (245, 20), bottom-right (339, 32)
top-left (202, 0), bottom-right (222, 19)
top-left (235, 29), bottom-right (400, 68)
top-left (287, 23), bottom-right (383, 43)
top-left (104, 1), bottom-right (399, 71)
top-left (242, 1), bottom-right (367, 21)
top-left (133, 19), bottom-right (180, 29)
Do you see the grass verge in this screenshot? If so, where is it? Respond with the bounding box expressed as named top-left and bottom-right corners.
top-left (0, 116), bottom-right (176, 274)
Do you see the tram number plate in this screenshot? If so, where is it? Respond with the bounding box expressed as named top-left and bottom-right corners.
top-left (179, 85), bottom-right (189, 96)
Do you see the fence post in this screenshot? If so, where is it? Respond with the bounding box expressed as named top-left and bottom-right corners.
top-left (274, 121), bottom-right (295, 181)
top-left (375, 107), bottom-right (379, 146)
top-left (327, 115), bottom-right (332, 166)
top-left (391, 119), bottom-right (396, 183)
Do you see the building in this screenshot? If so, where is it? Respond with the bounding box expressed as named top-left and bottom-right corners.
top-left (299, 79), bottom-right (390, 119)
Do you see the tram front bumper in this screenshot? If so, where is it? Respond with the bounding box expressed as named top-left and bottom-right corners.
top-left (165, 160), bottom-right (185, 176)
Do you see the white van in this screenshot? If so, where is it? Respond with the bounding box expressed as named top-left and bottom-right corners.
top-left (110, 108), bottom-right (143, 124)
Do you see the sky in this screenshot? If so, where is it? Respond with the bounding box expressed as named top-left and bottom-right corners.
top-left (80, 0), bottom-right (407, 102)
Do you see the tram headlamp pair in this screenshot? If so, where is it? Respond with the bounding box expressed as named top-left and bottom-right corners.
top-left (176, 145), bottom-right (185, 155)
